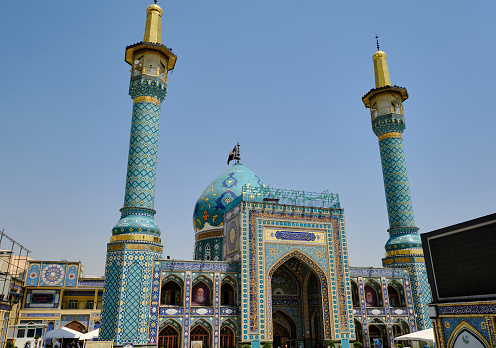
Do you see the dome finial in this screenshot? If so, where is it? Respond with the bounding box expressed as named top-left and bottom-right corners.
top-left (376, 35), bottom-right (380, 51)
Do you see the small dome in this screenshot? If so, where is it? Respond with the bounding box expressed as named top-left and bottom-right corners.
top-left (193, 164), bottom-right (266, 234)
top-left (373, 50), bottom-right (387, 61)
top-left (146, 4), bottom-right (163, 15)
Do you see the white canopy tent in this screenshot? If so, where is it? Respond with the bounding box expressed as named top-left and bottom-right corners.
top-left (79, 329), bottom-right (99, 341)
top-left (45, 327), bottom-right (82, 339)
top-left (394, 328), bottom-right (435, 342)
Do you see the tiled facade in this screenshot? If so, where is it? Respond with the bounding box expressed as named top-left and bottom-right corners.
top-left (98, 4), bottom-right (432, 348)
top-left (18, 261), bottom-right (103, 341)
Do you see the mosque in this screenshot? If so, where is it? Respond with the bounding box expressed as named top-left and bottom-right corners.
top-left (99, 3), bottom-right (432, 348)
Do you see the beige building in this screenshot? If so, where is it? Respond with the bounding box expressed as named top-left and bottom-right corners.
top-left (11, 260), bottom-right (104, 347)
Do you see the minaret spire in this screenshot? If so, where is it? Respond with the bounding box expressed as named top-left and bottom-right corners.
top-left (362, 48), bottom-right (432, 333)
top-left (372, 46), bottom-right (391, 88)
top-left (144, 3), bottom-right (162, 43)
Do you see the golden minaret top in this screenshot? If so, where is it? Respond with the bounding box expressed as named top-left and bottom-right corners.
top-left (373, 50), bottom-right (391, 88)
top-left (372, 37), bottom-right (391, 88)
top-left (144, 3), bottom-right (163, 43)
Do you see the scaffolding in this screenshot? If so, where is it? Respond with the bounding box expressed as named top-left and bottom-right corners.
top-left (0, 229), bottom-right (31, 348)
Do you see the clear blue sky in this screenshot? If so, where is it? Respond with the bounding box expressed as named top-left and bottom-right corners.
top-left (1, 1), bottom-right (495, 276)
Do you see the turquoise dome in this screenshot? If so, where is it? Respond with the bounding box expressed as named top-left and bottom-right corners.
top-left (193, 164), bottom-right (266, 234)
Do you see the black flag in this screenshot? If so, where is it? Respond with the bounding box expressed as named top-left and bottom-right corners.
top-left (227, 145), bottom-right (237, 165)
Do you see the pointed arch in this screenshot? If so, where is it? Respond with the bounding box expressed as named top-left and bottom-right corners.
top-left (162, 273), bottom-right (185, 288)
top-left (267, 249), bottom-right (331, 340)
top-left (190, 324), bottom-right (210, 348)
top-left (392, 318), bottom-right (409, 337)
top-left (387, 279), bottom-right (405, 307)
top-left (354, 319), bottom-right (364, 346)
top-left (447, 321), bottom-right (490, 348)
top-left (192, 274), bottom-right (213, 289)
top-left (159, 318), bottom-right (182, 333)
top-left (221, 275), bottom-right (237, 306)
top-left (64, 320), bottom-right (87, 333)
top-left (191, 318), bottom-right (212, 333)
top-left (221, 274), bottom-right (237, 289)
top-left (364, 279), bottom-right (383, 307)
top-left (158, 324), bottom-right (180, 348)
top-left (219, 326), bottom-right (234, 348)
top-left (161, 280), bottom-right (183, 306)
top-left (368, 318), bottom-right (387, 348)
top-left (351, 279), bottom-right (360, 307)
top-left (220, 318), bottom-right (237, 332)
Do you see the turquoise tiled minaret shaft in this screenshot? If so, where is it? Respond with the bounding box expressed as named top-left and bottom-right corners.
top-left (362, 49), bottom-right (431, 330)
top-left (100, 3), bottom-right (177, 346)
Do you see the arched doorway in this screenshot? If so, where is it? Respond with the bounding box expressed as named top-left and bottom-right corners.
top-left (354, 319), bottom-right (364, 347)
top-left (65, 321), bottom-right (87, 333)
top-left (368, 325), bottom-right (383, 348)
top-left (269, 254), bottom-right (328, 348)
top-left (158, 325), bottom-right (180, 348)
top-left (273, 311), bottom-right (296, 348)
top-left (220, 327), bottom-right (234, 348)
top-left (191, 325), bottom-right (210, 348)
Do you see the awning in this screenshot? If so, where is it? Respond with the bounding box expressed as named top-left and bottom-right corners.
top-left (79, 329), bottom-right (99, 341)
top-left (45, 327), bottom-right (82, 339)
top-left (394, 328), bottom-right (435, 342)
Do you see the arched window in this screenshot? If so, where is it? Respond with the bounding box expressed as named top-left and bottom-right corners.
top-left (387, 286), bottom-right (400, 307)
top-left (220, 327), bottom-right (234, 348)
top-left (161, 281), bottom-right (182, 306)
top-left (191, 326), bottom-right (209, 348)
top-left (205, 244), bottom-right (211, 261)
top-left (364, 285), bottom-right (378, 307)
top-left (351, 280), bottom-right (359, 307)
top-left (221, 283), bottom-right (234, 306)
top-left (159, 325), bottom-right (179, 348)
top-left (388, 280), bottom-right (406, 307)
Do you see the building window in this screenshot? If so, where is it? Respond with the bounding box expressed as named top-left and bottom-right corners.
top-left (86, 300), bottom-right (94, 309)
top-left (158, 325), bottom-right (179, 348)
top-left (221, 283), bottom-right (234, 306)
top-left (161, 281), bottom-right (182, 306)
top-left (205, 244), bottom-right (211, 260)
top-left (27, 328), bottom-right (35, 337)
top-left (35, 328), bottom-right (43, 337)
top-left (17, 329), bottom-right (25, 338)
top-left (68, 300), bottom-right (78, 309)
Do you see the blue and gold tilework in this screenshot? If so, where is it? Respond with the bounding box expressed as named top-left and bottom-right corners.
top-left (123, 100), bottom-right (161, 210)
top-left (441, 317), bottom-right (492, 348)
top-left (378, 136), bottom-right (416, 231)
top-left (193, 164), bottom-right (266, 234)
top-left (26, 263), bottom-right (40, 286)
top-left (65, 265), bottom-right (78, 287)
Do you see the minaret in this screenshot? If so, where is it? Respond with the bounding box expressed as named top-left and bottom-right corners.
top-left (100, 3), bottom-right (176, 346)
top-left (362, 45), bottom-right (431, 330)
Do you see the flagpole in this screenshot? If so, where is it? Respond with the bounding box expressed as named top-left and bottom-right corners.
top-left (236, 142), bottom-right (240, 164)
